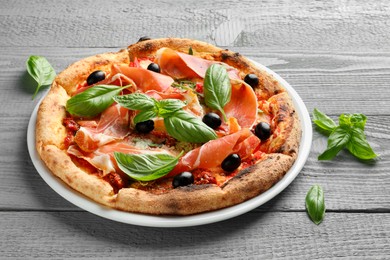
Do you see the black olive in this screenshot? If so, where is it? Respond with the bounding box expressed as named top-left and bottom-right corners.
top-left (147, 63), bottom-right (161, 73)
top-left (244, 74), bottom-right (259, 88)
top-left (135, 120), bottom-right (154, 133)
top-left (221, 154), bottom-right (241, 172)
top-left (172, 172), bottom-right (194, 188)
top-left (86, 70), bottom-right (106, 86)
top-left (255, 122), bottom-right (271, 140)
top-left (138, 36), bottom-right (151, 42)
top-left (202, 113), bottom-right (222, 129)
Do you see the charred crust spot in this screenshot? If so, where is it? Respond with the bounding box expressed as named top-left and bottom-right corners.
top-left (143, 42), bottom-right (154, 52)
top-left (179, 184), bottom-right (213, 192)
top-left (234, 52), bottom-right (240, 57)
top-left (221, 165), bottom-right (258, 189)
top-left (221, 52), bottom-right (230, 61)
top-left (164, 199), bottom-right (180, 213)
top-left (276, 113), bottom-right (287, 123)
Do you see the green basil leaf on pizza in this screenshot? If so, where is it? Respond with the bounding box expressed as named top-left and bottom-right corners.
top-left (66, 85), bottom-right (128, 117)
top-left (203, 64), bottom-right (231, 121)
top-left (114, 152), bottom-right (182, 181)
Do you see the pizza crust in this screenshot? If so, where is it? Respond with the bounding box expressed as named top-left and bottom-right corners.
top-left (55, 49), bottom-right (130, 95)
top-left (35, 38), bottom-right (302, 216)
top-left (114, 153), bottom-right (293, 215)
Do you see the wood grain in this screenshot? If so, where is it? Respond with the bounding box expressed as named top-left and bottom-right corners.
top-left (1, 211), bottom-right (389, 258)
top-left (1, 0), bottom-right (390, 258)
top-left (0, 48), bottom-right (389, 211)
top-left (1, 47), bottom-right (390, 115)
top-left (1, 0), bottom-right (390, 51)
top-left (0, 115), bottom-right (388, 211)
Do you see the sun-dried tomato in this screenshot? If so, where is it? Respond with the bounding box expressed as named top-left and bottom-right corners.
top-left (193, 169), bottom-right (217, 185)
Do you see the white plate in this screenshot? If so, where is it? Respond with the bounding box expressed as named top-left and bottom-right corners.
top-left (27, 61), bottom-right (312, 228)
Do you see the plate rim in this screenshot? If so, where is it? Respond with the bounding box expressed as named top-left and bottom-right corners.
top-left (27, 60), bottom-right (312, 228)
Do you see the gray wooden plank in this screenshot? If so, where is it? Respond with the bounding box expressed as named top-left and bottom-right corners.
top-left (0, 46), bottom-right (389, 211)
top-left (1, 47), bottom-right (390, 115)
top-left (0, 211), bottom-right (389, 259)
top-left (0, 0), bottom-right (390, 52)
top-left (0, 115), bottom-right (388, 211)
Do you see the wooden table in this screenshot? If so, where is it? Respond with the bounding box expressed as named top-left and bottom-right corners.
top-left (1, 0), bottom-right (389, 258)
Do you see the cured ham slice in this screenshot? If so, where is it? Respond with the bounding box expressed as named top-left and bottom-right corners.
top-left (75, 64), bottom-right (137, 94)
top-left (169, 128), bottom-right (260, 176)
top-left (224, 81), bottom-right (258, 128)
top-left (116, 65), bottom-right (174, 92)
top-left (155, 47), bottom-right (240, 80)
top-left (96, 104), bottom-right (129, 138)
top-left (74, 104), bottom-right (130, 152)
top-left (68, 141), bottom-right (175, 175)
top-left (144, 89), bottom-right (185, 101)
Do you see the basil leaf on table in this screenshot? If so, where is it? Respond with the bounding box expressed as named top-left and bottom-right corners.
top-left (305, 184), bottom-right (325, 225)
top-left (164, 110), bottom-right (217, 143)
top-left (313, 109), bottom-right (377, 161)
top-left (114, 152), bottom-right (182, 181)
top-left (346, 127), bottom-right (377, 160)
top-left (339, 113), bottom-right (367, 130)
top-left (318, 126), bottom-right (351, 160)
top-left (26, 55), bottom-right (56, 99)
top-left (113, 93), bottom-right (156, 111)
top-left (203, 64), bottom-right (231, 121)
top-left (312, 108), bottom-right (337, 135)
top-left (66, 85), bottom-right (126, 117)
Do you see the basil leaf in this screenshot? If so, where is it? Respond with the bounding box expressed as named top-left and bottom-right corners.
top-left (133, 110), bottom-right (157, 124)
top-left (164, 110), bottom-right (217, 143)
top-left (203, 64), bottom-right (231, 121)
top-left (312, 108), bottom-right (337, 135)
top-left (66, 85), bottom-right (124, 117)
top-left (114, 93), bottom-right (156, 111)
top-left (26, 55), bottom-right (56, 99)
top-left (339, 113), bottom-right (367, 130)
top-left (305, 184), bottom-right (325, 225)
top-left (346, 128), bottom-right (377, 160)
top-left (157, 99), bottom-right (186, 117)
top-left (188, 47), bottom-right (193, 55)
top-left (114, 152), bottom-right (182, 181)
top-left (318, 126), bottom-right (351, 160)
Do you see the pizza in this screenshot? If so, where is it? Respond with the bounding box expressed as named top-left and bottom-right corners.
top-left (35, 37), bottom-right (301, 215)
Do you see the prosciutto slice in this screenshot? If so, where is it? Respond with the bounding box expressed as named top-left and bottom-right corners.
top-left (224, 81), bottom-right (258, 128)
top-left (68, 141), bottom-right (175, 175)
top-left (155, 47), bottom-right (240, 80)
top-left (74, 104), bottom-right (130, 153)
top-left (169, 128), bottom-right (260, 176)
top-left (116, 65), bottom-right (174, 92)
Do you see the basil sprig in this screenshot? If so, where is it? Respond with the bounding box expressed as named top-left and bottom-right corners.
top-left (114, 93), bottom-right (217, 143)
top-left (26, 55), bottom-right (56, 99)
top-left (305, 184), bottom-right (325, 225)
top-left (66, 85), bottom-right (129, 117)
top-left (313, 108), bottom-right (377, 161)
top-left (114, 151), bottom-right (182, 181)
top-left (203, 64), bottom-right (231, 121)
